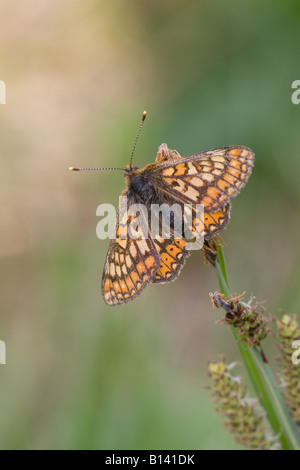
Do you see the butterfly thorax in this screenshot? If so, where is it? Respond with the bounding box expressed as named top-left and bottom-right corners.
top-left (123, 143), bottom-right (179, 204)
top-left (124, 163), bottom-right (159, 204)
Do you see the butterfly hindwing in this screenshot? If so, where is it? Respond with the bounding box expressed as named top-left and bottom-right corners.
top-left (201, 203), bottom-right (231, 239)
top-left (153, 237), bottom-right (190, 283)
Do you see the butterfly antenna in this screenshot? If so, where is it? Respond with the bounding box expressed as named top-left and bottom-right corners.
top-left (69, 111), bottom-right (147, 172)
top-left (129, 110), bottom-right (147, 169)
top-left (69, 166), bottom-right (125, 171)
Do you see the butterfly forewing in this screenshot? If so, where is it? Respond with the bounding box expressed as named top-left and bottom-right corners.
top-left (150, 146), bottom-right (254, 213)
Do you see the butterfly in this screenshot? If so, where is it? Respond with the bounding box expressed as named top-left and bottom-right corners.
top-left (70, 112), bottom-right (254, 306)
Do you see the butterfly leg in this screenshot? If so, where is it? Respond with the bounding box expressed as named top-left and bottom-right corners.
top-left (155, 144), bottom-right (182, 163)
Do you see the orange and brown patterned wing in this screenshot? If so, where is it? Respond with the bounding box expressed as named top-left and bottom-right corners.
top-left (101, 195), bottom-right (160, 306)
top-left (149, 146), bottom-right (254, 213)
top-left (198, 203), bottom-right (231, 239)
top-left (152, 237), bottom-right (190, 283)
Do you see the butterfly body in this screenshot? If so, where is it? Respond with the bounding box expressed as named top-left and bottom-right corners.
top-left (102, 143), bottom-right (254, 306)
top-left (125, 167), bottom-right (159, 205)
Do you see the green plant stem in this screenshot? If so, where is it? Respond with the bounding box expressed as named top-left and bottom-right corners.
top-left (215, 244), bottom-right (300, 450)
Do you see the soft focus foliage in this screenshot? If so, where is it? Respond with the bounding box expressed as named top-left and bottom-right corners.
top-left (276, 315), bottom-right (300, 426)
top-left (208, 360), bottom-right (278, 449)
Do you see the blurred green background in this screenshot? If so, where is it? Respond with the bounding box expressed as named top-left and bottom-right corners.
top-left (0, 0), bottom-right (300, 450)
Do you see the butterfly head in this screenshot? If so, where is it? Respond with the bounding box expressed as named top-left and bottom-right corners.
top-left (124, 164), bottom-right (139, 176)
